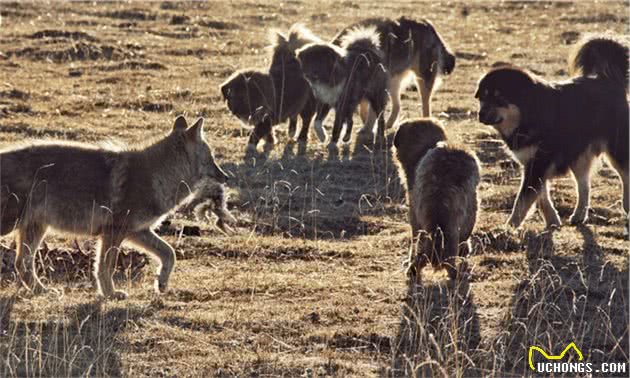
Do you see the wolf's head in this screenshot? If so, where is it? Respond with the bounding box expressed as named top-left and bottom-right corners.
top-left (171, 116), bottom-right (228, 184)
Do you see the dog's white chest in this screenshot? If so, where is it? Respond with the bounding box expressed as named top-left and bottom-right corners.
top-left (310, 81), bottom-right (345, 106)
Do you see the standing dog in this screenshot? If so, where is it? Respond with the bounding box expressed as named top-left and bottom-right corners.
top-left (0, 116), bottom-right (228, 299)
top-left (297, 27), bottom-right (389, 147)
top-left (220, 24), bottom-right (318, 151)
top-left (393, 119), bottom-right (480, 279)
top-left (332, 17), bottom-right (456, 130)
top-left (475, 35), bottom-right (628, 228)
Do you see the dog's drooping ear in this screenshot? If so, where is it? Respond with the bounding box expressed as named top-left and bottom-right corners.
top-left (173, 115), bottom-right (188, 133)
top-left (220, 82), bottom-right (230, 100)
top-left (186, 118), bottom-right (205, 141)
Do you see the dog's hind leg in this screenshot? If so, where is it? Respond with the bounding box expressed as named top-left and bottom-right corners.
top-left (297, 100), bottom-right (316, 143)
top-left (537, 180), bottom-right (562, 227)
top-left (444, 236), bottom-right (460, 281)
top-left (15, 222), bottom-right (47, 293)
top-left (288, 117), bottom-right (297, 140)
top-left (605, 146), bottom-right (629, 234)
top-left (385, 74), bottom-right (404, 129)
top-left (569, 152), bottom-right (594, 224)
top-left (127, 229), bottom-right (176, 294)
top-left (359, 100), bottom-right (377, 133)
top-left (415, 71), bottom-right (437, 117)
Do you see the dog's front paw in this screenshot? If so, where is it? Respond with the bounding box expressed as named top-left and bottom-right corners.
top-left (507, 215), bottom-right (522, 229)
top-left (155, 278), bottom-right (169, 294)
top-left (546, 214), bottom-right (563, 229)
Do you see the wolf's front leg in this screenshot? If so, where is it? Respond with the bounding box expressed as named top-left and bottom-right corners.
top-left (508, 161), bottom-right (547, 228)
top-left (128, 230), bottom-right (176, 294)
top-left (95, 233), bottom-right (125, 299)
top-left (15, 223), bottom-right (48, 294)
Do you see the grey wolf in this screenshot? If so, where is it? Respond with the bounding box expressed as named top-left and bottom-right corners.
top-left (0, 116), bottom-right (228, 299)
top-left (331, 17), bottom-right (456, 130)
top-left (475, 34), bottom-right (628, 228)
top-left (297, 26), bottom-right (389, 148)
top-left (393, 119), bottom-right (480, 279)
top-left (220, 24), bottom-right (318, 151)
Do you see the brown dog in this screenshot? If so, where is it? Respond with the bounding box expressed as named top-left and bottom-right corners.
top-left (393, 119), bottom-right (480, 279)
top-left (220, 24), bottom-right (318, 151)
top-left (333, 17), bottom-right (456, 129)
top-left (476, 34), bottom-right (628, 229)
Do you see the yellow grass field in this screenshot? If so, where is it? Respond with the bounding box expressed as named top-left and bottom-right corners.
top-left (0, 1), bottom-right (628, 376)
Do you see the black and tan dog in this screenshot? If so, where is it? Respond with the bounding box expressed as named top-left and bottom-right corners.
top-left (297, 27), bottom-right (389, 148)
top-left (332, 17), bottom-right (456, 129)
top-left (394, 119), bottom-right (480, 280)
top-left (220, 24), bottom-right (318, 151)
top-left (476, 34), bottom-right (628, 229)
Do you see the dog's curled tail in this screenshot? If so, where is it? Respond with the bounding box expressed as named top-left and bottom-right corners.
top-left (568, 34), bottom-right (628, 91)
top-left (270, 24), bottom-right (321, 53)
top-left (340, 26), bottom-right (383, 59)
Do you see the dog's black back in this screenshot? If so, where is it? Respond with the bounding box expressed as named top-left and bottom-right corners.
top-left (478, 68), bottom-right (628, 174)
top-left (333, 17), bottom-right (455, 78)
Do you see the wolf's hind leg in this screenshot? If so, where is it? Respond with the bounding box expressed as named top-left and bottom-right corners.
top-left (127, 230), bottom-right (176, 294)
top-left (15, 222), bottom-right (47, 293)
top-left (95, 232), bottom-right (125, 299)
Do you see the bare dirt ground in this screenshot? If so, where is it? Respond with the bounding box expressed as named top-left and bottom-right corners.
top-left (0, 1), bottom-right (628, 377)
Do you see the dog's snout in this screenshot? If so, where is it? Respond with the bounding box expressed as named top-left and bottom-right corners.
top-left (444, 54), bottom-right (456, 75)
top-left (478, 108), bottom-right (489, 122)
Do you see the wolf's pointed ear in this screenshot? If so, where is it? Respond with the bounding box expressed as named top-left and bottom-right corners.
top-left (186, 117), bottom-right (205, 141)
top-left (173, 116), bottom-right (188, 133)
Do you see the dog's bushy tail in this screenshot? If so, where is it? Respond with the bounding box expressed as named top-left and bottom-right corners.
top-left (339, 26), bottom-right (383, 58)
top-left (270, 24), bottom-right (321, 54)
top-left (568, 34), bottom-right (628, 91)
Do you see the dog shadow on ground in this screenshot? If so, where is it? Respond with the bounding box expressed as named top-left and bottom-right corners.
top-left (0, 296), bottom-right (150, 376)
top-left (492, 226), bottom-right (628, 375)
top-left (389, 263), bottom-right (482, 376)
top-left (220, 130), bottom-right (402, 240)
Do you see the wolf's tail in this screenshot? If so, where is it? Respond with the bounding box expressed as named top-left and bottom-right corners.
top-left (568, 34), bottom-right (628, 91)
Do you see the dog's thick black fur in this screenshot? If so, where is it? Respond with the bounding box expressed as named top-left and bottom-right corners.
top-left (476, 35), bottom-right (628, 228)
top-left (220, 25), bottom-right (318, 150)
top-left (297, 27), bottom-right (389, 147)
